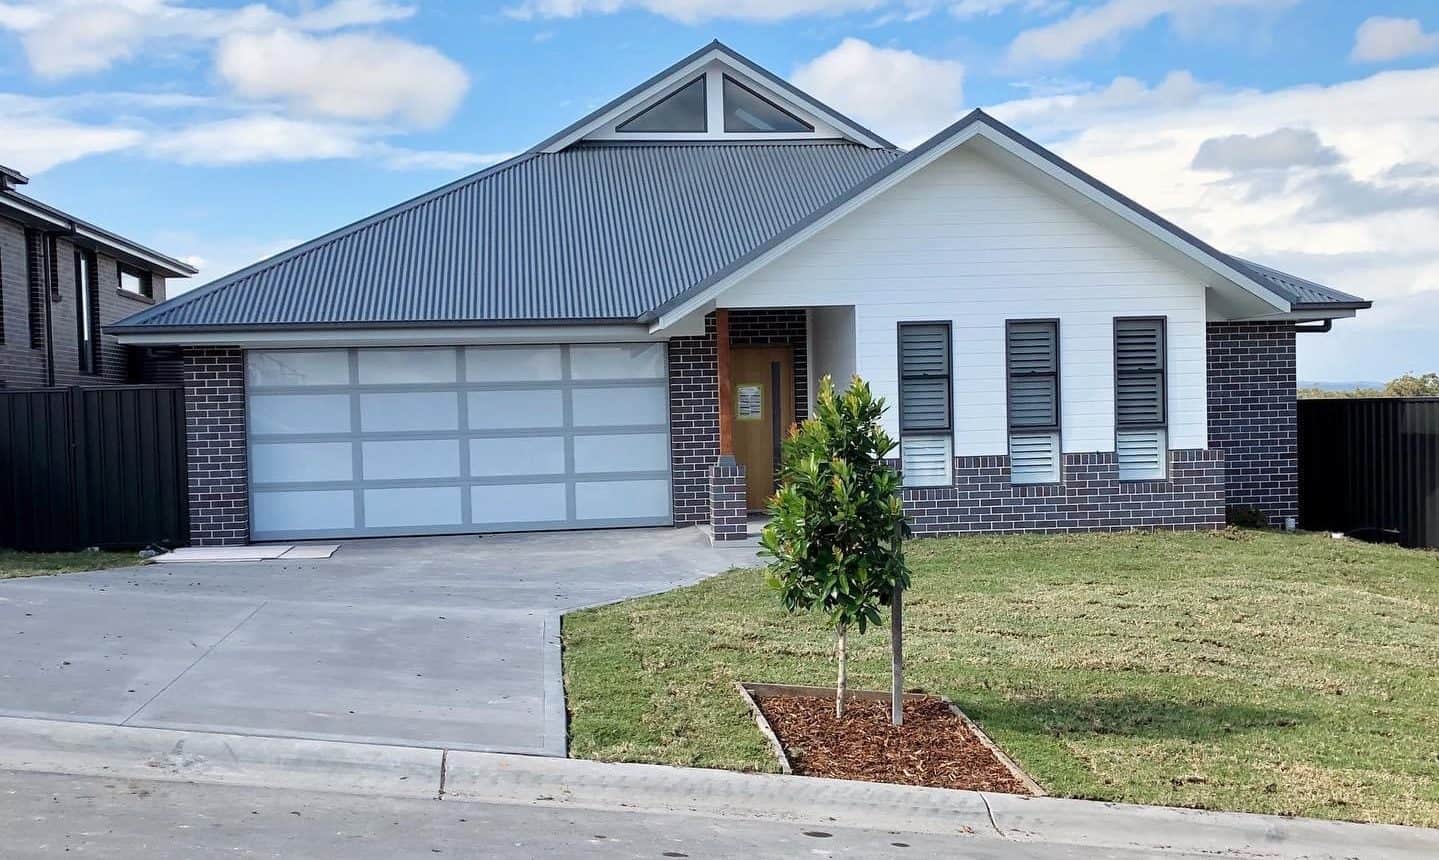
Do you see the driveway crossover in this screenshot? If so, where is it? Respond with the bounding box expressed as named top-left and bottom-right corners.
top-left (0, 528), bottom-right (753, 755)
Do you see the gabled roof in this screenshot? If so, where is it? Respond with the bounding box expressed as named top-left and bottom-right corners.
top-left (110, 143), bottom-right (903, 332)
top-left (646, 109), bottom-right (1371, 328)
top-left (529, 41), bottom-right (895, 152)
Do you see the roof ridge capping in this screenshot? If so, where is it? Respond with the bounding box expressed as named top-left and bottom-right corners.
top-left (527, 39), bottom-right (898, 154)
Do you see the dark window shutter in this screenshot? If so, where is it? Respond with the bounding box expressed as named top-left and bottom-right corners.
top-left (25, 229), bottom-right (44, 349)
top-left (898, 323), bottom-right (951, 432)
top-left (1114, 318), bottom-right (1165, 427)
top-left (1006, 321), bottom-right (1059, 430)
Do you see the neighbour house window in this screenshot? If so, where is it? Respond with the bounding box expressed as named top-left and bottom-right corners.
top-left (1114, 317), bottom-right (1168, 480)
top-left (617, 76), bottom-right (707, 133)
top-left (119, 264), bottom-right (153, 299)
top-left (722, 76), bottom-right (812, 133)
top-left (75, 249), bottom-right (99, 374)
top-left (1006, 320), bottom-right (1061, 484)
top-left (897, 322), bottom-right (953, 488)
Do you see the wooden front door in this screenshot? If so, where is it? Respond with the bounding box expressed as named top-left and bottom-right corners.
top-left (730, 346), bottom-right (795, 511)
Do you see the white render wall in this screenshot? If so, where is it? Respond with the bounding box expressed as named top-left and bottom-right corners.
top-left (809, 305), bottom-right (856, 402)
top-left (719, 145), bottom-right (1209, 456)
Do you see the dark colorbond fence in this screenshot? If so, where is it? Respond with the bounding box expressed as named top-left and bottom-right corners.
top-left (0, 385), bottom-right (188, 552)
top-left (1298, 397), bottom-right (1439, 549)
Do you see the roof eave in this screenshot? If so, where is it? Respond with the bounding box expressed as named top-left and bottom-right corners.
top-left (0, 191), bottom-right (197, 277)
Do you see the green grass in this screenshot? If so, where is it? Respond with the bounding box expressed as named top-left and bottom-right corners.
top-left (564, 530), bottom-right (1439, 827)
top-left (0, 549), bottom-right (139, 580)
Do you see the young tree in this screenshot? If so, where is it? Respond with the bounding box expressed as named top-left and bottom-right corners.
top-left (760, 376), bottom-right (911, 722)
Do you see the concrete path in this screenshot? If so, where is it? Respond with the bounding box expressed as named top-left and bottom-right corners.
top-left (1, 717), bottom-right (1434, 859)
top-left (0, 528), bottom-right (754, 755)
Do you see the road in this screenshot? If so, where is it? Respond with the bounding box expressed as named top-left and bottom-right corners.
top-left (1, 769), bottom-right (1203, 859)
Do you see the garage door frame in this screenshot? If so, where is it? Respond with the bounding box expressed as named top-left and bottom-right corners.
top-left (245, 344), bottom-right (673, 540)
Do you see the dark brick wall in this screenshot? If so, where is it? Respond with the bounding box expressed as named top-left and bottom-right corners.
top-left (903, 449), bottom-right (1226, 535)
top-left (668, 309), bottom-right (810, 525)
top-left (0, 215), bottom-right (169, 388)
top-left (709, 460), bottom-right (748, 541)
top-left (183, 347), bottom-right (248, 546)
top-left (1207, 322), bottom-right (1297, 526)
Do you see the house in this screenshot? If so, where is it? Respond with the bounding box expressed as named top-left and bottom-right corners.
top-left (1, 164), bottom-right (197, 388)
top-left (109, 42), bottom-right (1369, 546)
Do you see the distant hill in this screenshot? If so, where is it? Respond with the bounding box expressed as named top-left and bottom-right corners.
top-left (1299, 381), bottom-right (1383, 392)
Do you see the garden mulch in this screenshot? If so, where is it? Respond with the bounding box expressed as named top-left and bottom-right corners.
top-left (753, 693), bottom-right (1032, 794)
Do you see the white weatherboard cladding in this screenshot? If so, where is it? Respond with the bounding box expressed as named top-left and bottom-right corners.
top-left (719, 147), bottom-right (1208, 457)
top-left (245, 345), bottom-right (671, 540)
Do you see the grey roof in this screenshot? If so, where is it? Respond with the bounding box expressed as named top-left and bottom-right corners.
top-left (1226, 257), bottom-right (1370, 309)
top-left (1, 186), bottom-right (196, 278)
top-left (112, 142), bottom-right (904, 331)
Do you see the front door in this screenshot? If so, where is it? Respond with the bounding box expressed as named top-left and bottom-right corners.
top-left (730, 346), bottom-right (795, 511)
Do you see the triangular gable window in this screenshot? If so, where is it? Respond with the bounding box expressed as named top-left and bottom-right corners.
top-left (617, 76), bottom-right (707, 133)
top-left (723, 75), bottom-right (812, 133)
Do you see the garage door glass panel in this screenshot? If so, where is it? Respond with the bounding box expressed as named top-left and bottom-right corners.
top-left (573, 433), bottom-right (668, 474)
top-left (466, 346), bottom-right (563, 382)
top-left (469, 389), bottom-right (564, 429)
top-left (253, 490), bottom-right (354, 533)
top-left (572, 386), bottom-right (666, 427)
top-left (360, 392), bottom-right (459, 432)
top-left (248, 350), bottom-right (350, 387)
top-left (364, 487), bottom-right (462, 527)
top-left (250, 394), bottom-right (352, 435)
top-left (358, 349), bottom-right (457, 385)
top-left (575, 479), bottom-right (670, 520)
top-left (251, 442), bottom-right (353, 484)
top-left (569, 344), bottom-right (666, 380)
top-left (363, 439), bottom-right (461, 480)
top-left (470, 436), bottom-right (566, 477)
top-left (472, 483), bottom-right (567, 524)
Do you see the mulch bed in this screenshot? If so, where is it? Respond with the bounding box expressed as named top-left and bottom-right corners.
top-left (753, 694), bottom-right (1032, 794)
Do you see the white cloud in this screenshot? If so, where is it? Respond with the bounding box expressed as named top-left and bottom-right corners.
top-left (147, 115), bottom-right (369, 165)
top-left (506, 0), bottom-right (883, 22)
top-left (1191, 128), bottom-right (1342, 172)
top-left (949, 0), bottom-right (1066, 19)
top-left (1351, 17), bottom-right (1439, 63)
top-left (987, 64), bottom-right (1439, 380)
top-left (0, 109), bottom-right (144, 173)
top-left (1007, 0), bottom-right (1297, 66)
top-left (215, 29), bottom-right (469, 127)
top-left (792, 38), bottom-right (965, 147)
top-left (0, 0), bottom-right (417, 79)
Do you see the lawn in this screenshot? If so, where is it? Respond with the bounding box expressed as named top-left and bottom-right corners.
top-left (0, 549), bottom-right (139, 580)
top-left (564, 529), bottom-right (1439, 827)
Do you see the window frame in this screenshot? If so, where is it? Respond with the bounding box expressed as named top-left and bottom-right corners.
top-left (118, 262), bottom-right (153, 300)
top-left (1005, 318), bottom-right (1061, 434)
top-left (721, 75), bottom-right (814, 134)
top-left (616, 75), bottom-right (708, 134)
top-left (1112, 316), bottom-right (1168, 431)
top-left (74, 247), bottom-right (99, 375)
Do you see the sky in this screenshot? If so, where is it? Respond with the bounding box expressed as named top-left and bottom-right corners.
top-left (1, 1), bottom-right (1436, 383)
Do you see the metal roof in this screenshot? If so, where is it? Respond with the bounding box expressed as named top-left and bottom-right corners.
top-left (1225, 257), bottom-right (1371, 310)
top-left (112, 142), bottom-right (904, 331)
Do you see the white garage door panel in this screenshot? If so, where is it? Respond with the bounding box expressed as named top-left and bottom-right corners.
top-left (246, 345), bottom-right (672, 539)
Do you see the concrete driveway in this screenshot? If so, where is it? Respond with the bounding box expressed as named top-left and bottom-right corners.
top-left (0, 528), bottom-right (754, 756)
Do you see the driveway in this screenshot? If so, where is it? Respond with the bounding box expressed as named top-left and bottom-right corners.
top-left (0, 528), bottom-right (754, 756)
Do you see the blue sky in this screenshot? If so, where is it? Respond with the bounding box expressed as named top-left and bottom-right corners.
top-left (2, 1), bottom-right (1437, 382)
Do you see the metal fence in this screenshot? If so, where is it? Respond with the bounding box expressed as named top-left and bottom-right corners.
top-left (1298, 397), bottom-right (1439, 549)
top-left (0, 385), bottom-right (188, 552)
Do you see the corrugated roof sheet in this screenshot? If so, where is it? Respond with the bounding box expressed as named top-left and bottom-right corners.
top-left (1226, 256), bottom-right (1371, 309)
top-left (115, 143), bottom-right (904, 330)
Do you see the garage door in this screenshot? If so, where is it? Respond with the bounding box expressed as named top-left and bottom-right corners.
top-left (245, 345), bottom-right (672, 540)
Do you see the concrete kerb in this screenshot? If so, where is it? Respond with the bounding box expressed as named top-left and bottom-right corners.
top-left (1, 715), bottom-right (1438, 859)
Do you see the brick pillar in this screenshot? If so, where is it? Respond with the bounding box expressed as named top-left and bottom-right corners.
top-left (183, 347), bottom-right (248, 546)
top-left (1207, 322), bottom-right (1297, 526)
top-left (709, 457), bottom-right (748, 541)
top-left (669, 329), bottom-right (719, 525)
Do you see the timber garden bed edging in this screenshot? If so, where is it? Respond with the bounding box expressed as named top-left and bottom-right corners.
top-left (736, 682), bottom-right (1044, 795)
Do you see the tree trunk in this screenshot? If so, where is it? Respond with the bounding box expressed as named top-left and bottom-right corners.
top-left (891, 586), bottom-right (904, 727)
top-left (835, 624), bottom-right (848, 719)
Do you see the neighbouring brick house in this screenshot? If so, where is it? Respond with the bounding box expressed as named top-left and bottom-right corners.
top-left (0, 165), bottom-right (196, 389)
top-left (108, 42), bottom-right (1368, 546)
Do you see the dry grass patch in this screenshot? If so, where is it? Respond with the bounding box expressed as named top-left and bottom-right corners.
top-left (0, 549), bottom-right (138, 580)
